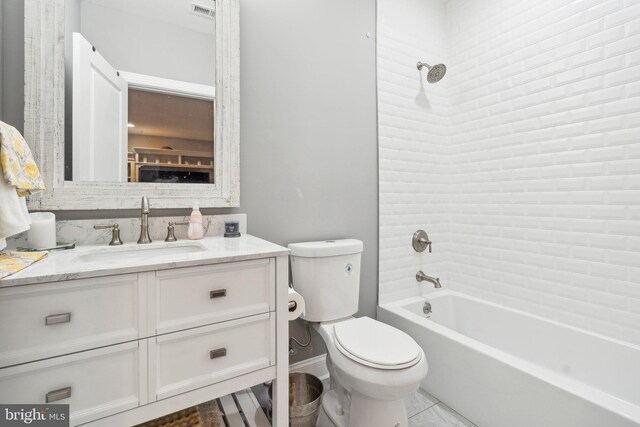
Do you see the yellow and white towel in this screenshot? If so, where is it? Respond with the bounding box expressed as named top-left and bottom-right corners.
top-left (0, 251), bottom-right (48, 279)
top-left (0, 176), bottom-right (30, 250)
top-left (0, 121), bottom-right (45, 250)
top-left (0, 121), bottom-right (45, 196)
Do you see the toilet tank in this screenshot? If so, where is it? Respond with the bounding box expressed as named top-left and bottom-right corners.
top-left (288, 239), bottom-right (363, 322)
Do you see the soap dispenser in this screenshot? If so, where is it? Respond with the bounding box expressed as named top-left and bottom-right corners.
top-left (187, 202), bottom-right (204, 240)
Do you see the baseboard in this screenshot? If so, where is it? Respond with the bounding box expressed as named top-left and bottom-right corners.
top-left (289, 354), bottom-right (329, 380)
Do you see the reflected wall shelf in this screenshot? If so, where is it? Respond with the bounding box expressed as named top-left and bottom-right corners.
top-left (131, 147), bottom-right (214, 183)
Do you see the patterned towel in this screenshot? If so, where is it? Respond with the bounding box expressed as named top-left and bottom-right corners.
top-left (0, 121), bottom-right (45, 197)
top-left (0, 251), bottom-right (48, 279)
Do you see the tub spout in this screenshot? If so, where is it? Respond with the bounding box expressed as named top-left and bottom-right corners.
top-left (417, 271), bottom-right (441, 288)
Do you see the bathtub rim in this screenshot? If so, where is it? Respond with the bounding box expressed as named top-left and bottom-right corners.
top-left (380, 290), bottom-right (640, 353)
top-left (378, 290), bottom-right (640, 424)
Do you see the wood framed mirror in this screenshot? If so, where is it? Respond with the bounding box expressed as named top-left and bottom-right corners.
top-left (24, 0), bottom-right (239, 210)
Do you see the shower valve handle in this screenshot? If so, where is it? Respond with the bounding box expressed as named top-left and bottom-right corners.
top-left (412, 230), bottom-right (432, 253)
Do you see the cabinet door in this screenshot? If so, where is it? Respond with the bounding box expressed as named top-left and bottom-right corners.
top-left (153, 259), bottom-right (275, 334)
top-left (0, 274), bottom-right (142, 368)
top-left (151, 313), bottom-right (274, 400)
top-left (0, 341), bottom-right (147, 426)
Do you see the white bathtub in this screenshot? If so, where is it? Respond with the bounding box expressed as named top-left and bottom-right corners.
top-left (378, 290), bottom-right (640, 427)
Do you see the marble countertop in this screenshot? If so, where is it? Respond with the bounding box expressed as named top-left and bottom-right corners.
top-left (0, 235), bottom-right (289, 288)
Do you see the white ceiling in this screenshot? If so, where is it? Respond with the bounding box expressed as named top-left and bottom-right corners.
top-left (82, 0), bottom-right (215, 35)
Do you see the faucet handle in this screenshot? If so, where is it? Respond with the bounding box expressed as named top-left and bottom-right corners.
top-left (165, 221), bottom-right (189, 242)
top-left (94, 223), bottom-right (123, 246)
top-left (412, 230), bottom-right (432, 253)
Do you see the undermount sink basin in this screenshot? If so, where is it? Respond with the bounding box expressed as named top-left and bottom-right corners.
top-left (77, 243), bottom-right (207, 263)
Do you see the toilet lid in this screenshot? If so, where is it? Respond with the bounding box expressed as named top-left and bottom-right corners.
top-left (333, 317), bottom-right (421, 369)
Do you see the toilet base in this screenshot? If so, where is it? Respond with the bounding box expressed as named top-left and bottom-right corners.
top-left (322, 391), bottom-right (348, 427)
top-left (322, 388), bottom-right (408, 427)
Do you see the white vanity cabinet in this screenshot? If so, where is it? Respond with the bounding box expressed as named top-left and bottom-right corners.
top-left (0, 341), bottom-right (146, 425)
top-left (152, 259), bottom-right (275, 335)
top-left (0, 249), bottom-right (290, 427)
top-left (152, 314), bottom-right (274, 400)
top-left (0, 274), bottom-right (142, 368)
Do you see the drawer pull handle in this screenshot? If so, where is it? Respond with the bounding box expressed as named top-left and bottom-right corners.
top-left (45, 313), bottom-right (71, 326)
top-left (210, 348), bottom-right (227, 359)
top-left (209, 289), bottom-right (227, 299)
top-left (46, 387), bottom-right (71, 403)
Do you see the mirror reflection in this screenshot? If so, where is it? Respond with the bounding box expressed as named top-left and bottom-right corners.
top-left (64, 0), bottom-right (216, 184)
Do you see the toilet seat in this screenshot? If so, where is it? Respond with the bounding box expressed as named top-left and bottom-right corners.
top-left (315, 318), bottom-right (428, 402)
top-left (333, 317), bottom-right (421, 370)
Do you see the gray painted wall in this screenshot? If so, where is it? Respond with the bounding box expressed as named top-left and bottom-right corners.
top-left (63, 0), bottom-right (80, 180)
top-left (0, 0), bottom-right (378, 364)
top-left (0, 0), bottom-right (24, 132)
top-left (238, 0), bottom-right (378, 362)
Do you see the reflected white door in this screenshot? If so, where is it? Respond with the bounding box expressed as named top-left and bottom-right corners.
top-left (72, 32), bottom-right (128, 182)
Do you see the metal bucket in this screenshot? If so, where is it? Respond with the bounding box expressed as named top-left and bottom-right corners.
top-left (269, 373), bottom-right (324, 427)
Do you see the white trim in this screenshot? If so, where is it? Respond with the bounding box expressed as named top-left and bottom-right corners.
top-left (120, 71), bottom-right (215, 100)
top-left (289, 354), bottom-right (329, 381)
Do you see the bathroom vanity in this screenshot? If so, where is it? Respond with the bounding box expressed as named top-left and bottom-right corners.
top-left (0, 236), bottom-right (290, 426)
top-left (3, 0), bottom-right (287, 423)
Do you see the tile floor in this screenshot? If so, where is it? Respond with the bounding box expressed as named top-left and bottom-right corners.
top-left (316, 381), bottom-right (477, 427)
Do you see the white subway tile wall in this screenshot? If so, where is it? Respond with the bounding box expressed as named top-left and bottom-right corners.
top-left (378, 0), bottom-right (640, 345)
top-left (378, 0), bottom-right (453, 304)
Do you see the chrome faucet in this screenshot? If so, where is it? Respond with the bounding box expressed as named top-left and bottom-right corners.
top-left (416, 271), bottom-right (441, 288)
top-left (137, 196), bottom-right (152, 244)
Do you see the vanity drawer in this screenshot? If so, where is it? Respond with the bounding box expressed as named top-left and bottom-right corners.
top-left (0, 341), bottom-right (146, 426)
top-left (0, 274), bottom-right (141, 368)
top-left (152, 313), bottom-right (274, 400)
top-left (154, 258), bottom-right (275, 334)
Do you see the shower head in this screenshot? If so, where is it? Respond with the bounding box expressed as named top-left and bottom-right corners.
top-left (417, 62), bottom-right (447, 83)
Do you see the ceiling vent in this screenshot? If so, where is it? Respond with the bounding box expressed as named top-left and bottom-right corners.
top-left (191, 2), bottom-right (215, 20)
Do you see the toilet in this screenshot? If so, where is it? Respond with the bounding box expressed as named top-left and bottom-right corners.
top-left (288, 239), bottom-right (428, 427)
